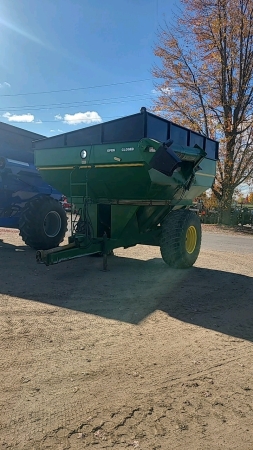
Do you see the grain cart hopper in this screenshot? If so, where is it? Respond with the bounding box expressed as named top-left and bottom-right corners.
top-left (35, 108), bottom-right (218, 268)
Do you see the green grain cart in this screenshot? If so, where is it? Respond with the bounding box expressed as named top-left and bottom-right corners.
top-left (34, 108), bottom-right (218, 269)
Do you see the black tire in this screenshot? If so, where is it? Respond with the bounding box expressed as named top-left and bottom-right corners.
top-left (160, 209), bottom-right (201, 268)
top-left (19, 195), bottom-right (67, 250)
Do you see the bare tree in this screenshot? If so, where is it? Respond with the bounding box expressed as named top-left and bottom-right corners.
top-left (153, 0), bottom-right (253, 223)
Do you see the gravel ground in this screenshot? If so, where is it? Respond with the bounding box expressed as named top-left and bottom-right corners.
top-left (0, 226), bottom-right (253, 449)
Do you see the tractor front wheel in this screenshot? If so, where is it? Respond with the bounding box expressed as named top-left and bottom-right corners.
top-left (160, 209), bottom-right (201, 268)
top-left (19, 195), bottom-right (67, 250)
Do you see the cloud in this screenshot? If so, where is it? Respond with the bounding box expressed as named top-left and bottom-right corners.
top-left (3, 112), bottom-right (34, 123)
top-left (0, 82), bottom-right (11, 88)
top-left (54, 111), bottom-right (102, 125)
top-left (152, 87), bottom-right (172, 95)
top-left (50, 129), bottom-right (63, 133)
top-left (161, 87), bottom-right (172, 94)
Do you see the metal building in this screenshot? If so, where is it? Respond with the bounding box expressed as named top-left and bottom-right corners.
top-left (0, 121), bottom-right (45, 164)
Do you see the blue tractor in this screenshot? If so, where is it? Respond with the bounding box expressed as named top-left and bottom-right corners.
top-left (0, 123), bottom-right (67, 250)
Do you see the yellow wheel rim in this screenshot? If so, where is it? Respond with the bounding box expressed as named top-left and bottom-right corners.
top-left (185, 225), bottom-right (197, 254)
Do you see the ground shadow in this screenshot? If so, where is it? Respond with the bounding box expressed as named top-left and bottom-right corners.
top-left (0, 239), bottom-right (253, 341)
top-left (0, 240), bottom-right (28, 251)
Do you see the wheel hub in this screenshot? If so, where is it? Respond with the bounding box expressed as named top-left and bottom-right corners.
top-left (43, 211), bottom-right (62, 238)
top-left (185, 225), bottom-right (197, 254)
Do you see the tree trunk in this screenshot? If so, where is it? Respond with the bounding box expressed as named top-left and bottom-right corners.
top-left (219, 186), bottom-right (234, 225)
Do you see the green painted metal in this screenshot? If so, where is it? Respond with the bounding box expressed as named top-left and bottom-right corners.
top-left (35, 135), bottom-right (217, 266)
top-left (35, 139), bottom-right (211, 199)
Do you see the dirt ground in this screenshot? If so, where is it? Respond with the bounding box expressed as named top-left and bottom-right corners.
top-left (0, 226), bottom-right (253, 449)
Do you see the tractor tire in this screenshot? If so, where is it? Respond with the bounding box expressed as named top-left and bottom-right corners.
top-left (160, 209), bottom-right (201, 269)
top-left (19, 195), bottom-right (67, 250)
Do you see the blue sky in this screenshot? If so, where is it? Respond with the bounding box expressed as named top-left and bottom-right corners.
top-left (0, 0), bottom-right (180, 137)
